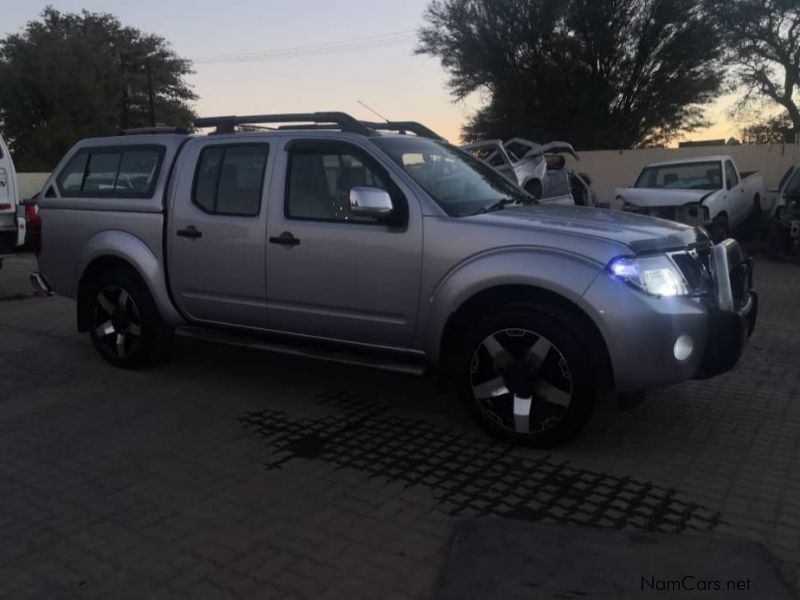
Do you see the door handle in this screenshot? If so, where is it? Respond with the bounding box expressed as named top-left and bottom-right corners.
top-left (269, 231), bottom-right (300, 246)
top-left (176, 225), bottom-right (202, 239)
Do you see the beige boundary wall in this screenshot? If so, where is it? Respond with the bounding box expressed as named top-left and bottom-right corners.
top-left (17, 142), bottom-right (800, 206)
top-left (17, 173), bottom-right (50, 200)
top-left (567, 143), bottom-right (800, 207)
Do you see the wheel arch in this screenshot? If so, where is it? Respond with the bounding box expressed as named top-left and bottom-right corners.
top-left (435, 283), bottom-right (614, 388)
top-left (76, 231), bottom-right (183, 331)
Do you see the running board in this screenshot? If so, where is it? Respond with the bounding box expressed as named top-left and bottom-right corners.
top-left (175, 326), bottom-right (427, 376)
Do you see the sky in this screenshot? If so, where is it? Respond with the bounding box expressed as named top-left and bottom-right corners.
top-left (3, 0), bottom-right (738, 146)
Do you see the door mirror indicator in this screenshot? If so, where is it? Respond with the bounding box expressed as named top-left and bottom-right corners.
top-left (349, 186), bottom-right (394, 219)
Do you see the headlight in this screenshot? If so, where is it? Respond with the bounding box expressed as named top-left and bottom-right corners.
top-left (677, 203), bottom-right (709, 225)
top-left (607, 255), bottom-right (690, 297)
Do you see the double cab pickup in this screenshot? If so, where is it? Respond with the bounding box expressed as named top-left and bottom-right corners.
top-left (32, 113), bottom-right (757, 446)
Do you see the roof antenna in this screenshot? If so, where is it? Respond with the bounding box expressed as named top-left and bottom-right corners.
top-left (357, 99), bottom-right (390, 123)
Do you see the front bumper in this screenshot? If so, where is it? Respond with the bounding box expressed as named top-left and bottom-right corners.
top-left (582, 239), bottom-right (757, 392)
top-left (694, 291), bottom-right (757, 379)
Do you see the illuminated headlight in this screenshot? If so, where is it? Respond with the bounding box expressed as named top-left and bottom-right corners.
top-left (607, 255), bottom-right (690, 297)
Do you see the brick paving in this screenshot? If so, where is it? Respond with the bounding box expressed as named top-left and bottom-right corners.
top-left (0, 252), bottom-right (798, 598)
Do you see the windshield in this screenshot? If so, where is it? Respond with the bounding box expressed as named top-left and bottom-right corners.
top-left (634, 161), bottom-right (722, 190)
top-left (371, 136), bottom-right (527, 216)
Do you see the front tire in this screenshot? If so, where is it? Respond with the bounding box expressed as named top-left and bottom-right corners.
top-left (87, 269), bottom-right (173, 368)
top-left (766, 221), bottom-right (791, 258)
top-left (452, 302), bottom-right (598, 447)
top-left (709, 214), bottom-right (730, 243)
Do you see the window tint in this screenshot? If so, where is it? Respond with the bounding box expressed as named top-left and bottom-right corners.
top-left (83, 153), bottom-right (121, 192)
top-left (56, 153), bottom-right (89, 194)
top-left (194, 148), bottom-right (223, 212)
top-left (117, 150), bottom-right (161, 194)
top-left (192, 144), bottom-right (268, 216)
top-left (725, 161), bottom-right (739, 189)
top-left (786, 169), bottom-right (800, 196)
top-left (286, 146), bottom-right (390, 222)
top-left (56, 146), bottom-right (164, 197)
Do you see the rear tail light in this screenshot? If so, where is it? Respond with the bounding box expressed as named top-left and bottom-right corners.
top-left (28, 204), bottom-right (42, 256)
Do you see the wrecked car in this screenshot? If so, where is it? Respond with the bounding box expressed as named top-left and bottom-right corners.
top-left (766, 165), bottom-right (800, 256)
top-left (461, 138), bottom-right (597, 207)
top-left (616, 155), bottom-right (766, 243)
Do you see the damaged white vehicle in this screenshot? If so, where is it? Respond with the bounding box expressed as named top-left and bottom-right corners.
top-left (461, 139), bottom-right (597, 207)
top-left (616, 155), bottom-right (765, 242)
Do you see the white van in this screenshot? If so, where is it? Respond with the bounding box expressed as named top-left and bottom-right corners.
top-left (0, 132), bottom-right (24, 253)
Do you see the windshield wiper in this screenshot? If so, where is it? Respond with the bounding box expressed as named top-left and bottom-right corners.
top-left (476, 197), bottom-right (520, 214)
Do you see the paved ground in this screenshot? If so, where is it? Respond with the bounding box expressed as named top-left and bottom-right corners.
top-left (1, 251), bottom-right (799, 599)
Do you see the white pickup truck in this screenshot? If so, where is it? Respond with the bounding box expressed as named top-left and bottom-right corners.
top-left (616, 155), bottom-right (765, 242)
top-left (0, 133), bottom-right (24, 254)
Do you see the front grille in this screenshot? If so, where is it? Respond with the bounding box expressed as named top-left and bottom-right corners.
top-left (650, 206), bottom-right (679, 221)
top-left (669, 244), bottom-right (713, 295)
top-left (729, 259), bottom-right (751, 309)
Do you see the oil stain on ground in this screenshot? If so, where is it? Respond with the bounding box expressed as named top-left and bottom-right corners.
top-left (239, 390), bottom-right (723, 533)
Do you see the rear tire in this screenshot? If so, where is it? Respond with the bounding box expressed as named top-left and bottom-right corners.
top-left (87, 269), bottom-right (173, 368)
top-left (452, 302), bottom-right (598, 447)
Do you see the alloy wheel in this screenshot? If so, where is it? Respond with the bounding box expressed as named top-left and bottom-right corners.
top-left (93, 285), bottom-right (142, 359)
top-left (469, 328), bottom-right (573, 435)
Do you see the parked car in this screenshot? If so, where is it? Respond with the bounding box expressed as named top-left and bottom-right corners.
top-left (32, 113), bottom-right (757, 447)
top-left (616, 155), bottom-right (766, 242)
top-left (461, 139), bottom-right (597, 207)
top-left (766, 165), bottom-right (800, 256)
top-left (0, 132), bottom-right (25, 254)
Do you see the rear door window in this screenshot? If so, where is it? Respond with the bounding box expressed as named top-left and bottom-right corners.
top-left (192, 144), bottom-right (269, 217)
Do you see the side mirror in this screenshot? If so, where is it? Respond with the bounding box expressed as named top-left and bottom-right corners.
top-left (349, 186), bottom-right (394, 219)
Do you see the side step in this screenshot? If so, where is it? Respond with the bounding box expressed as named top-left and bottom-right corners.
top-left (175, 326), bottom-right (427, 376)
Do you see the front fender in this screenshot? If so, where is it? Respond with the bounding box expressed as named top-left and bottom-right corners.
top-left (420, 247), bottom-right (605, 362)
top-left (77, 230), bottom-right (184, 325)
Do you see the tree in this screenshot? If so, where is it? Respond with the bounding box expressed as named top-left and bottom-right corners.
top-left (417, 0), bottom-right (725, 148)
top-left (708, 0), bottom-right (800, 137)
top-left (741, 113), bottom-right (794, 145)
top-left (0, 7), bottom-right (196, 171)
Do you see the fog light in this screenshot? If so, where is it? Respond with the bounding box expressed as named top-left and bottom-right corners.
top-left (673, 335), bottom-right (693, 361)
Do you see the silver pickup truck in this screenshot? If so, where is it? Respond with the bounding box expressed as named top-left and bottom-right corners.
top-left (31, 112), bottom-right (758, 447)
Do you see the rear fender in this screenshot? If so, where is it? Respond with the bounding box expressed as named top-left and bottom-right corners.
top-left (76, 230), bottom-right (183, 327)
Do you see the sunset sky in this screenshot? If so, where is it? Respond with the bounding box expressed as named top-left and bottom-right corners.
top-left (4, 0), bottom-right (740, 146)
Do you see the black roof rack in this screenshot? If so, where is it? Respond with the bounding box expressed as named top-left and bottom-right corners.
top-left (194, 112), bottom-right (373, 136)
top-left (118, 126), bottom-right (189, 136)
top-left (361, 121), bottom-right (445, 140)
